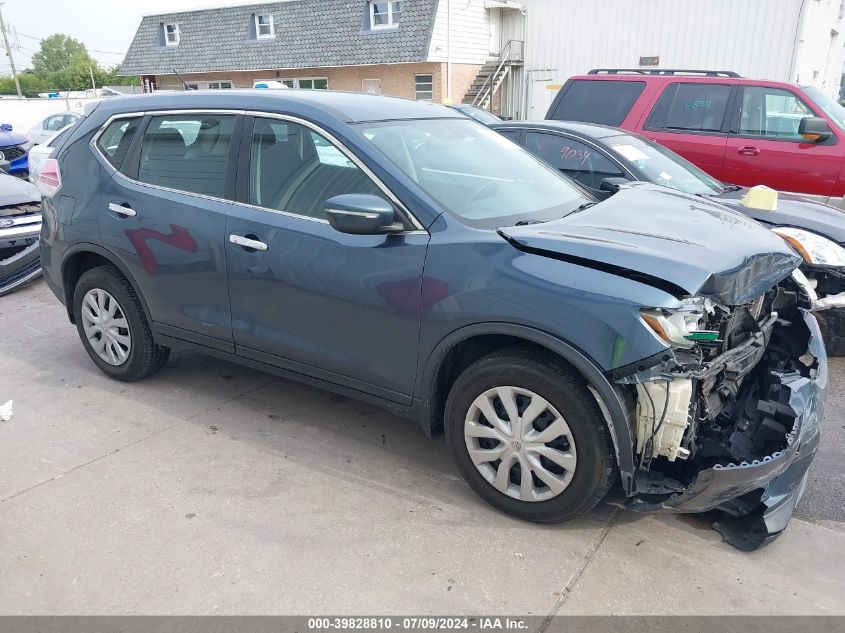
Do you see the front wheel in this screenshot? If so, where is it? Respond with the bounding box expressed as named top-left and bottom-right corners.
top-left (444, 348), bottom-right (616, 522)
top-left (73, 265), bottom-right (169, 381)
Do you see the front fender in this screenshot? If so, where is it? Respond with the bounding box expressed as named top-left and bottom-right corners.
top-left (416, 321), bottom-right (638, 491)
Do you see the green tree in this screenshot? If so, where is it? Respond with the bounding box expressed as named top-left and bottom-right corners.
top-left (31, 34), bottom-right (90, 75)
top-left (1, 34), bottom-right (139, 96)
top-left (0, 71), bottom-right (48, 98)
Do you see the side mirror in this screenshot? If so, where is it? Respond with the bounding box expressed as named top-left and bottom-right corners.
top-left (799, 117), bottom-right (832, 143)
top-left (0, 123), bottom-right (12, 132)
top-left (325, 194), bottom-right (401, 235)
top-left (599, 177), bottom-right (630, 194)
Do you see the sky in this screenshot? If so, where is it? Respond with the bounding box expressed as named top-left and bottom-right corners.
top-left (0, 0), bottom-right (265, 72)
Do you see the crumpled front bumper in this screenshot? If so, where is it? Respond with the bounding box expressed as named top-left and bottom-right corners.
top-left (628, 310), bottom-right (827, 550)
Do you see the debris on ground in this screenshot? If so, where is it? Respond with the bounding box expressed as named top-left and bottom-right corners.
top-left (0, 400), bottom-right (12, 422)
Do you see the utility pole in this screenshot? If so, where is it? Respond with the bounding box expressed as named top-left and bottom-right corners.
top-left (0, 4), bottom-right (22, 98)
top-left (88, 65), bottom-right (96, 92)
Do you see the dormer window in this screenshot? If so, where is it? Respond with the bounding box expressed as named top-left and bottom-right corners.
top-left (164, 23), bottom-right (180, 46)
top-left (369, 2), bottom-right (401, 29)
top-left (255, 14), bottom-right (274, 38)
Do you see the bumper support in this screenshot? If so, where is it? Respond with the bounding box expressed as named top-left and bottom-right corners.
top-left (626, 311), bottom-right (827, 550)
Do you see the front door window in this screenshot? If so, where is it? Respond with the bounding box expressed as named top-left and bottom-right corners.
top-left (739, 87), bottom-right (815, 140)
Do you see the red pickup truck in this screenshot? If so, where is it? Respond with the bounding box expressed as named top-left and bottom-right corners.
top-left (546, 69), bottom-right (845, 208)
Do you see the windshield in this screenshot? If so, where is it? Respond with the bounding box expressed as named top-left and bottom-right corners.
top-left (357, 119), bottom-right (590, 228)
top-left (606, 135), bottom-right (725, 196)
top-left (802, 86), bottom-right (845, 130)
top-left (457, 106), bottom-right (502, 126)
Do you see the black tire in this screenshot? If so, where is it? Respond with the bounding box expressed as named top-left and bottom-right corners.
top-left (444, 347), bottom-right (616, 522)
top-left (72, 265), bottom-right (169, 381)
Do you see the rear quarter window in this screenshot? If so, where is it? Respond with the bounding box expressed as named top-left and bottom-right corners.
top-left (95, 117), bottom-right (142, 169)
top-left (548, 80), bottom-right (646, 126)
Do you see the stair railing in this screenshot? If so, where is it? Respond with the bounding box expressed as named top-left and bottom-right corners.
top-left (472, 39), bottom-right (523, 109)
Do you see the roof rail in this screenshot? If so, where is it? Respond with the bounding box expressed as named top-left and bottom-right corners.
top-left (587, 69), bottom-right (741, 78)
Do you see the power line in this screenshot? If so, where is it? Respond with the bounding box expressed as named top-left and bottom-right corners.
top-left (14, 29), bottom-right (124, 55)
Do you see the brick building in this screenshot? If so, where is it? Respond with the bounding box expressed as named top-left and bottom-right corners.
top-left (119, 0), bottom-right (526, 115)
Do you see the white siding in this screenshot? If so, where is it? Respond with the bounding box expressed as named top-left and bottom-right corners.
top-left (520, 0), bottom-right (817, 117)
top-left (427, 0), bottom-right (492, 64)
top-left (794, 0), bottom-right (845, 95)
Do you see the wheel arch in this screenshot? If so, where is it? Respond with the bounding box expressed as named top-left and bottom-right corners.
top-left (61, 244), bottom-right (153, 328)
top-left (417, 323), bottom-right (636, 490)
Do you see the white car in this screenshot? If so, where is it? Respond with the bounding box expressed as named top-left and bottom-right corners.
top-left (28, 125), bottom-right (73, 183)
top-left (26, 111), bottom-right (81, 145)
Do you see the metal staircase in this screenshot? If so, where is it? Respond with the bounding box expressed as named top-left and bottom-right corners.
top-left (463, 40), bottom-right (523, 110)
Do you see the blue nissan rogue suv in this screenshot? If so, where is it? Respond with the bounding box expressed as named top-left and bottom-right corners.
top-left (38, 91), bottom-right (826, 549)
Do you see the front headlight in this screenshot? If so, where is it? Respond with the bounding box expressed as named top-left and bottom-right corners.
top-left (19, 141), bottom-right (33, 152)
top-left (640, 298), bottom-right (719, 349)
top-left (772, 227), bottom-right (845, 267)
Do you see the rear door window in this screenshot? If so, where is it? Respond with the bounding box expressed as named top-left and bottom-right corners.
top-left (96, 117), bottom-right (142, 169)
top-left (525, 132), bottom-right (625, 190)
top-left (548, 80), bottom-right (645, 126)
top-left (137, 114), bottom-right (236, 198)
top-left (645, 83), bottom-right (733, 133)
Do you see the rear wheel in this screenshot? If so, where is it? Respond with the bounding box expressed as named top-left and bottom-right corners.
top-left (444, 348), bottom-right (616, 522)
top-left (73, 266), bottom-right (169, 381)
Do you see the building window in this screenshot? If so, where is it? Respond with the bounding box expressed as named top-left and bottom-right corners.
top-left (281, 78), bottom-right (328, 90)
top-left (164, 23), bottom-right (180, 46)
top-left (370, 1), bottom-right (401, 29)
top-left (415, 74), bottom-right (433, 101)
top-left (207, 81), bottom-right (234, 90)
top-left (362, 79), bottom-right (381, 95)
top-left (255, 14), bottom-right (274, 38)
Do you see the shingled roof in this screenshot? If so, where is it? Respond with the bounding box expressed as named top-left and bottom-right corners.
top-left (119, 0), bottom-right (439, 76)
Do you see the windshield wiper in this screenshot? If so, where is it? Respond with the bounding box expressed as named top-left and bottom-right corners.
top-left (569, 202), bottom-right (597, 215)
top-left (514, 219), bottom-right (544, 226)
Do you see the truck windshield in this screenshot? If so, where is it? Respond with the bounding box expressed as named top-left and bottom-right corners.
top-left (606, 135), bottom-right (726, 196)
top-left (802, 86), bottom-right (845, 130)
top-left (357, 118), bottom-right (591, 229)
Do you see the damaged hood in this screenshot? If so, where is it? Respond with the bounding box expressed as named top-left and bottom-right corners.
top-left (0, 174), bottom-right (39, 207)
top-left (499, 183), bottom-right (801, 305)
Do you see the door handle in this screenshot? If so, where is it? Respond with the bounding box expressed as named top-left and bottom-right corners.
top-left (737, 146), bottom-right (760, 156)
top-left (229, 234), bottom-right (268, 251)
top-left (108, 202), bottom-right (137, 217)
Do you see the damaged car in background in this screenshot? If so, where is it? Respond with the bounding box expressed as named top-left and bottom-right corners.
top-left (39, 94), bottom-right (824, 552)
top-left (0, 164), bottom-right (41, 296)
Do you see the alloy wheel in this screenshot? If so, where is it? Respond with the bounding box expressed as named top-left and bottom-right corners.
top-left (80, 288), bottom-right (132, 366)
top-left (464, 386), bottom-right (577, 502)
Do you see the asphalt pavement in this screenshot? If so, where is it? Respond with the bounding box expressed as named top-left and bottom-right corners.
top-left (1, 280), bottom-right (843, 616)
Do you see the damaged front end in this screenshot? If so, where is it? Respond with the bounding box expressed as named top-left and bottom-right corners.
top-left (617, 273), bottom-right (827, 551)
top-left (0, 175), bottom-right (42, 296)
